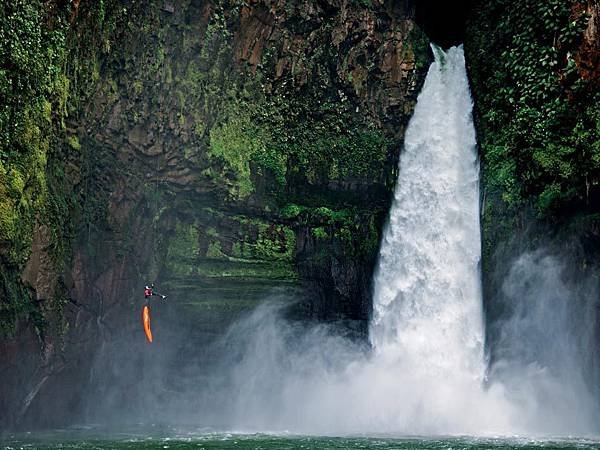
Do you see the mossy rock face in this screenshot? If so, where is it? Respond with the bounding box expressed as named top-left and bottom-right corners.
top-left (68, 0), bottom-right (428, 324)
top-left (0, 0), bottom-right (429, 427)
top-left (160, 212), bottom-right (298, 320)
top-left (465, 0), bottom-right (600, 258)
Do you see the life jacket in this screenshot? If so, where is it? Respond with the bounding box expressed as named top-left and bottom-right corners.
top-left (144, 288), bottom-right (152, 298)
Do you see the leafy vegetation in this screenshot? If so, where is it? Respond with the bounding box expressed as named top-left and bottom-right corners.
top-left (0, 1), bottom-right (66, 264)
top-left (209, 103), bottom-right (286, 199)
top-left (0, 0), bottom-right (131, 336)
top-left (207, 83), bottom-right (394, 201)
top-left (0, 0), bottom-right (71, 335)
top-left (466, 0), bottom-right (599, 256)
top-left (256, 95), bottom-right (394, 188)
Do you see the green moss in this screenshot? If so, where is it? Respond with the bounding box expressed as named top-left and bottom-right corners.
top-left (132, 79), bottom-right (143, 95)
top-left (0, 183), bottom-right (17, 245)
top-left (0, 0), bottom-right (133, 336)
top-left (254, 225), bottom-right (296, 261)
top-left (231, 242), bottom-right (242, 258)
top-left (205, 227), bottom-right (218, 238)
top-left (193, 116), bottom-right (206, 136)
top-left (209, 102), bottom-right (288, 199)
top-left (310, 207), bottom-right (354, 225)
top-left (312, 227), bottom-right (328, 239)
top-left (165, 221), bottom-right (200, 276)
top-left (209, 108), bottom-right (267, 198)
top-left (281, 203), bottom-right (303, 219)
top-left (466, 0), bottom-right (600, 269)
top-left (467, 0), bottom-right (598, 217)
top-left (254, 95), bottom-right (393, 188)
top-left (66, 135), bottom-right (81, 150)
top-left (206, 240), bottom-right (225, 259)
top-left (1, 0), bottom-right (416, 335)
top-left (195, 259), bottom-right (297, 281)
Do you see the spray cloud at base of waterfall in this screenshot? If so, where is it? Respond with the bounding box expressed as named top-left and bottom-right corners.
top-left (210, 298), bottom-right (512, 435)
top-left (210, 254), bottom-right (599, 436)
top-left (487, 250), bottom-right (600, 435)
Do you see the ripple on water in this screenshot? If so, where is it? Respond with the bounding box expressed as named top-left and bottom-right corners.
top-left (3, 432), bottom-right (600, 450)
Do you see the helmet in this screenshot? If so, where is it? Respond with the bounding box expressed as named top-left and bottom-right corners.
top-left (145, 286), bottom-right (150, 290)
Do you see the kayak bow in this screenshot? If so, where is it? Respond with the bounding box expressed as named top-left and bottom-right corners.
top-left (142, 305), bottom-right (153, 343)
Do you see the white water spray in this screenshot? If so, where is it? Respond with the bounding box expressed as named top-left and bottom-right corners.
top-left (370, 46), bottom-right (485, 384)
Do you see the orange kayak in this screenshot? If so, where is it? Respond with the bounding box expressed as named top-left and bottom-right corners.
top-left (142, 305), bottom-right (153, 343)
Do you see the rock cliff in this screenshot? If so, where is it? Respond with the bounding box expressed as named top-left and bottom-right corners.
top-left (0, 0), bottom-right (428, 428)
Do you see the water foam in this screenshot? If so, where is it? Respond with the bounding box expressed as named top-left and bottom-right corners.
top-left (370, 46), bottom-right (485, 383)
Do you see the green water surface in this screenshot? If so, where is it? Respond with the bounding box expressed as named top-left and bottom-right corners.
top-left (2, 430), bottom-right (599, 450)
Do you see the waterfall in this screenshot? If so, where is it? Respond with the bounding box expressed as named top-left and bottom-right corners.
top-left (370, 46), bottom-right (485, 382)
top-left (201, 45), bottom-right (599, 438)
top-left (218, 46), bottom-right (514, 435)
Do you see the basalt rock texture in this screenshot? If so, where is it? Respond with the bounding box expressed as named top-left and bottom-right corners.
top-left (0, 0), bottom-right (429, 428)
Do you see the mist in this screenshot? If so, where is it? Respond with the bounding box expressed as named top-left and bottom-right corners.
top-left (73, 248), bottom-right (600, 438)
top-left (181, 249), bottom-right (598, 437)
top-left (487, 250), bottom-right (600, 435)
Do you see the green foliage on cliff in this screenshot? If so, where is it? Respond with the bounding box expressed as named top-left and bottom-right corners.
top-left (256, 95), bottom-right (394, 188)
top-left (209, 103), bottom-right (287, 199)
top-left (0, 0), bottom-right (129, 335)
top-left (175, 0), bottom-right (401, 304)
top-left (189, 0), bottom-right (402, 205)
top-left (0, 0), bottom-right (70, 334)
top-left (166, 221), bottom-right (200, 276)
top-left (0, 1), bottom-right (66, 264)
top-left (208, 88), bottom-right (393, 201)
top-left (1, 0), bottom-right (425, 336)
top-left (466, 0), bottom-right (599, 253)
top-left (161, 212), bottom-right (298, 296)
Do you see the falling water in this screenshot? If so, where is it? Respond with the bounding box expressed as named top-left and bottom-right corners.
top-left (370, 46), bottom-right (485, 382)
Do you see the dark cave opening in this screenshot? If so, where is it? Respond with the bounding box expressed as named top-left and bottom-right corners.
top-left (415, 0), bottom-right (470, 49)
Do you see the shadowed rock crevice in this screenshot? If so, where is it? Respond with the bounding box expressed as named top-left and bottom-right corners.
top-left (415, 0), bottom-right (470, 48)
